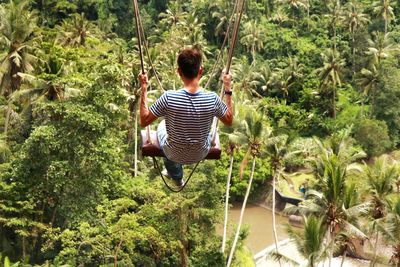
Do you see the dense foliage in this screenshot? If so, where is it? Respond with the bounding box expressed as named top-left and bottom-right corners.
top-left (1, 0), bottom-right (400, 266)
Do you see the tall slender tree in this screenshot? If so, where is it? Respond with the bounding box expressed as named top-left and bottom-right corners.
top-left (0, 0), bottom-right (39, 135)
top-left (317, 49), bottom-right (345, 118)
top-left (227, 109), bottom-right (266, 267)
top-left (373, 0), bottom-right (395, 34)
top-left (363, 156), bottom-right (398, 266)
top-left (379, 197), bottom-right (400, 267)
top-left (343, 1), bottom-right (369, 73)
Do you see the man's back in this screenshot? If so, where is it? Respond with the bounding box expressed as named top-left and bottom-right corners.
top-left (150, 89), bottom-right (227, 164)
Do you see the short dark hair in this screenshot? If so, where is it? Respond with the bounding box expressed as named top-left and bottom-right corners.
top-left (177, 48), bottom-right (202, 80)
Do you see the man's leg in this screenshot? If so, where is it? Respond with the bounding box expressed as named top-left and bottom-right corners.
top-left (157, 120), bottom-right (184, 183)
top-left (163, 157), bottom-right (183, 180)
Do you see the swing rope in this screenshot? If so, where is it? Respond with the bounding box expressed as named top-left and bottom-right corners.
top-left (211, 0), bottom-right (246, 144)
top-left (152, 157), bottom-right (201, 193)
top-left (132, 0), bottom-right (245, 192)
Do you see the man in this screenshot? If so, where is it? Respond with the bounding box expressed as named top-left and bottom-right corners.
top-left (139, 47), bottom-right (233, 187)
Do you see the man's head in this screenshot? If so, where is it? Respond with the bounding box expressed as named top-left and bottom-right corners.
top-left (177, 48), bottom-right (203, 80)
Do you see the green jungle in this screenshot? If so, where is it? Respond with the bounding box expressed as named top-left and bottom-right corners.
top-left (1, 0), bottom-right (400, 266)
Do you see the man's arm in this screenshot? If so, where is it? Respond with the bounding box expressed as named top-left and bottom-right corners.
top-left (139, 73), bottom-right (157, 127)
top-left (219, 73), bottom-right (233, 126)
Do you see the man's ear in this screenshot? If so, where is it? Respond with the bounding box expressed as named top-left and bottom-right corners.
top-left (198, 66), bottom-right (204, 77)
top-left (177, 68), bottom-right (183, 77)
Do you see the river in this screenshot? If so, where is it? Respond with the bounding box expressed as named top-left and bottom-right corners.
top-left (222, 202), bottom-right (390, 267)
top-left (221, 202), bottom-right (288, 254)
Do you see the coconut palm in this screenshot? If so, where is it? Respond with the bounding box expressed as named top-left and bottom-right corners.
top-left (272, 215), bottom-right (328, 267)
top-left (356, 64), bottom-right (379, 110)
top-left (365, 31), bottom-right (400, 68)
top-left (278, 0), bottom-right (308, 28)
top-left (231, 56), bottom-right (263, 98)
top-left (11, 56), bottom-right (80, 104)
top-left (210, 0), bottom-right (235, 38)
top-left (0, 0), bottom-right (39, 135)
top-left (293, 130), bottom-right (368, 267)
top-left (372, 0), bottom-right (395, 34)
top-left (250, 63), bottom-right (273, 95)
top-left (219, 103), bottom-right (247, 254)
top-left (342, 1), bottom-right (369, 73)
top-left (325, 0), bottom-right (343, 52)
top-left (240, 20), bottom-right (266, 63)
top-left (270, 7), bottom-right (290, 27)
top-left (159, 1), bottom-right (188, 29)
top-left (226, 109), bottom-right (266, 267)
top-left (56, 13), bottom-right (95, 47)
top-left (363, 155), bottom-right (398, 265)
top-left (270, 57), bottom-right (304, 99)
top-left (379, 197), bottom-right (400, 267)
top-left (265, 134), bottom-right (304, 266)
top-left (317, 49), bottom-right (345, 118)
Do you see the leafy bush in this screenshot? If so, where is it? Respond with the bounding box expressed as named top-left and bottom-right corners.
top-left (353, 118), bottom-right (392, 157)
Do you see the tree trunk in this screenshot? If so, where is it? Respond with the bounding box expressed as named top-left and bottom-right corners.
top-left (333, 25), bottom-right (337, 52)
top-left (332, 86), bottom-right (336, 118)
top-left (371, 230), bottom-right (379, 266)
top-left (114, 239), bottom-right (123, 267)
top-left (4, 102), bottom-right (12, 136)
top-left (385, 19), bottom-right (387, 35)
top-left (134, 112), bottom-right (138, 177)
top-left (352, 33), bottom-right (356, 74)
top-left (329, 231), bottom-right (336, 267)
top-left (272, 173), bottom-right (282, 267)
top-left (226, 157), bottom-right (256, 267)
top-left (307, 2), bottom-right (310, 31)
top-left (222, 152), bottom-right (235, 253)
top-left (179, 207), bottom-right (189, 267)
top-left (340, 250), bottom-right (347, 267)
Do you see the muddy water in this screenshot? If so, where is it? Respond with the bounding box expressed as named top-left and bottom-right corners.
top-left (221, 202), bottom-right (288, 254)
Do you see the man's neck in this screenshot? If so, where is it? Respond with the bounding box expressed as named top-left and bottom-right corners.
top-left (183, 80), bottom-right (201, 94)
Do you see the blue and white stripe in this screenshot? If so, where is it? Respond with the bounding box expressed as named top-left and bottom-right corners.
top-left (150, 89), bottom-right (227, 164)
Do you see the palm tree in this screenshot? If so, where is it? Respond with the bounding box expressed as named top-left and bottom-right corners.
top-left (294, 130), bottom-right (368, 267)
top-left (325, 0), bottom-right (343, 52)
top-left (342, 1), bottom-right (369, 73)
top-left (219, 104), bottom-right (247, 254)
top-left (231, 56), bottom-right (263, 98)
top-left (356, 64), bottom-right (379, 111)
top-left (278, 0), bottom-right (308, 28)
top-left (317, 49), bottom-right (345, 118)
top-left (372, 0), bottom-right (395, 34)
top-left (265, 134), bottom-right (303, 266)
top-left (227, 109), bottom-right (266, 267)
top-left (294, 216), bottom-right (326, 267)
top-left (0, 0), bottom-right (39, 136)
top-left (210, 0), bottom-right (235, 39)
top-left (272, 216), bottom-right (327, 267)
top-left (363, 155), bottom-right (398, 265)
top-left (11, 56), bottom-right (79, 104)
top-left (379, 197), bottom-right (400, 267)
top-left (270, 7), bottom-right (290, 27)
top-left (251, 63), bottom-right (273, 96)
top-left (365, 31), bottom-right (400, 68)
top-left (56, 13), bottom-right (95, 47)
top-left (270, 57), bottom-right (304, 99)
top-left (159, 1), bottom-right (188, 29)
top-left (240, 20), bottom-right (266, 63)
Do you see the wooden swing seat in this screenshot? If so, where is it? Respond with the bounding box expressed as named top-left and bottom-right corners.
top-left (141, 130), bottom-right (221, 160)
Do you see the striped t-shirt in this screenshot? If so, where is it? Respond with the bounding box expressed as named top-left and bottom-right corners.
top-left (149, 89), bottom-right (228, 164)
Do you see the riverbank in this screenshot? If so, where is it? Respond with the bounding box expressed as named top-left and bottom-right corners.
top-left (254, 239), bottom-right (389, 267)
top-left (218, 202), bottom-right (289, 253)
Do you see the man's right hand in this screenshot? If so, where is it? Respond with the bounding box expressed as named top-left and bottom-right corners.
top-left (222, 71), bottom-right (232, 90)
top-left (139, 72), bottom-right (148, 89)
